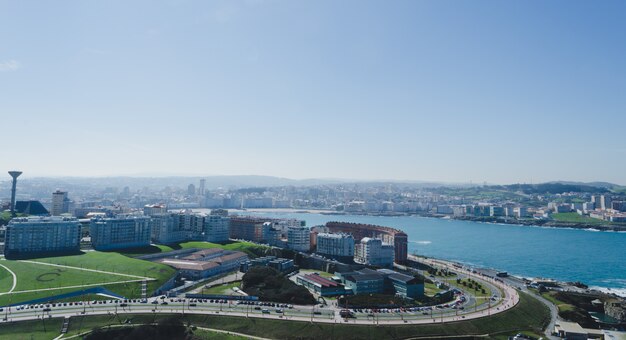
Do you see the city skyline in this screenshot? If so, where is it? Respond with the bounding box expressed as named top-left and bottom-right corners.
top-left (2, 1), bottom-right (626, 184)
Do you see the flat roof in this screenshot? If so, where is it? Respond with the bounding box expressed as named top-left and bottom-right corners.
top-left (555, 321), bottom-right (587, 334)
top-left (302, 273), bottom-right (339, 287)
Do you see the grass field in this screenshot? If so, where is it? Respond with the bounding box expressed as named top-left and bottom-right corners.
top-left (122, 240), bottom-right (270, 258)
top-left (0, 251), bottom-right (177, 306)
top-left (551, 212), bottom-right (612, 225)
top-left (0, 292), bottom-right (550, 339)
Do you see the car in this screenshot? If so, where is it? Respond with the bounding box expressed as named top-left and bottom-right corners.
top-left (43, 308), bottom-right (51, 312)
top-left (276, 308), bottom-right (283, 313)
top-left (161, 302), bottom-right (168, 305)
top-left (254, 306), bottom-right (261, 310)
top-left (189, 303), bottom-right (197, 307)
top-left (120, 303), bottom-right (128, 307)
top-left (151, 301), bottom-right (158, 304)
top-left (261, 309), bottom-right (270, 314)
top-left (313, 311), bottom-right (322, 315)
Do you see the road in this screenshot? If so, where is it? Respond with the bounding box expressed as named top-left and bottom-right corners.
top-left (419, 256), bottom-right (559, 340)
top-left (1, 267), bottom-right (518, 328)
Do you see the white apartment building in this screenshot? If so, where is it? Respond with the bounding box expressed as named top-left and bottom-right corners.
top-left (204, 214), bottom-right (230, 243)
top-left (5, 216), bottom-right (81, 257)
top-left (354, 237), bottom-right (394, 268)
top-left (91, 216), bottom-right (151, 250)
top-left (287, 225), bottom-right (311, 252)
top-left (316, 232), bottom-right (354, 258)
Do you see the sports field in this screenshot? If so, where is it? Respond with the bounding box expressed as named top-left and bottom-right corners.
top-left (0, 251), bottom-right (176, 306)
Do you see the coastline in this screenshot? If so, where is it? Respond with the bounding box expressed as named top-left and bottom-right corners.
top-left (234, 208), bottom-right (626, 232)
top-left (226, 208), bottom-right (626, 297)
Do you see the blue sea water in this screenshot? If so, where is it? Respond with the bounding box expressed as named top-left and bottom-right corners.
top-left (232, 211), bottom-right (626, 294)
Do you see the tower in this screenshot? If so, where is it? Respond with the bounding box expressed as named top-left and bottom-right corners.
top-left (52, 190), bottom-right (69, 216)
top-left (8, 171), bottom-right (22, 217)
top-left (199, 179), bottom-right (206, 196)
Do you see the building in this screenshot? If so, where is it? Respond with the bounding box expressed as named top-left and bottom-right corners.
top-left (158, 248), bottom-right (247, 280)
top-left (151, 213), bottom-right (186, 244)
top-left (336, 268), bottom-right (385, 295)
top-left (600, 195), bottom-right (613, 211)
top-left (143, 204), bottom-right (167, 216)
top-left (176, 210), bottom-right (205, 240)
top-left (316, 233), bottom-right (354, 262)
top-left (297, 273), bottom-right (346, 296)
top-left (287, 225), bottom-right (310, 252)
top-left (187, 184), bottom-right (196, 196)
top-left (199, 179), bottom-right (206, 196)
top-left (354, 237), bottom-right (394, 268)
top-left (554, 321), bottom-right (588, 340)
top-left (490, 206), bottom-right (505, 217)
top-left (204, 212), bottom-right (230, 243)
top-left (14, 200), bottom-right (49, 216)
top-left (513, 207), bottom-right (529, 218)
top-left (326, 222), bottom-right (408, 264)
top-left (91, 216), bottom-right (151, 250)
top-left (377, 268), bottom-right (425, 299)
top-left (229, 217), bottom-right (270, 243)
top-left (241, 256), bottom-right (295, 273)
top-left (335, 268), bottom-right (424, 298)
top-left (51, 190), bottom-right (70, 216)
top-left (5, 216), bottom-right (81, 257)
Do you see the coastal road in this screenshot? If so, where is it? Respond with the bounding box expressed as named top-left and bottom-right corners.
top-left (2, 278), bottom-right (517, 329)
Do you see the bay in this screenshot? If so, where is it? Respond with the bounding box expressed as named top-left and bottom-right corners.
top-left (198, 209), bottom-right (626, 296)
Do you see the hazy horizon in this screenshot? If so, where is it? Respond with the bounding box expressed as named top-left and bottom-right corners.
top-left (2, 1), bottom-right (625, 184)
top-left (3, 172), bottom-right (624, 187)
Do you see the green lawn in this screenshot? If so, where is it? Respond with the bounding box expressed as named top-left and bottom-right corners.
top-left (122, 240), bottom-right (269, 258)
top-left (539, 291), bottom-right (575, 313)
top-left (0, 251), bottom-right (177, 306)
top-left (424, 282), bottom-right (444, 297)
top-left (0, 317), bottom-right (64, 340)
top-left (552, 212), bottom-right (612, 225)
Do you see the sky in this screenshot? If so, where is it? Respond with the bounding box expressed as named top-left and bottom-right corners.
top-left (1, 1), bottom-right (625, 185)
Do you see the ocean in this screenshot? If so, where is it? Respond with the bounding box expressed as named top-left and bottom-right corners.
top-left (200, 210), bottom-right (626, 296)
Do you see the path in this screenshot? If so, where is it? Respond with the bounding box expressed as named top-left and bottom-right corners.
top-left (0, 262), bottom-right (17, 295)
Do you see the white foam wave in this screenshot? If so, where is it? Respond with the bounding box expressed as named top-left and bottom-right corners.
top-left (589, 286), bottom-right (626, 298)
top-left (410, 240), bottom-right (432, 245)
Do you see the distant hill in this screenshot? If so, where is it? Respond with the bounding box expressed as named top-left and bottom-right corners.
top-left (546, 181), bottom-right (621, 190)
top-left (496, 183), bottom-right (612, 195)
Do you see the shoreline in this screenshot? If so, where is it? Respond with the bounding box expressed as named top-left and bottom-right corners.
top-left (414, 255), bottom-right (626, 299)
top-left (224, 208), bottom-right (626, 296)
top-left (230, 208), bottom-right (626, 232)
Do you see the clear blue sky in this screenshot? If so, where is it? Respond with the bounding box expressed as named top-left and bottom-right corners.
top-left (1, 1), bottom-right (625, 184)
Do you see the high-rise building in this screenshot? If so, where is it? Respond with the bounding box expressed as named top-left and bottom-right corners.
top-left (316, 233), bottom-right (354, 261)
top-left (5, 216), bottom-right (81, 257)
top-left (600, 195), bottom-right (613, 211)
top-left (91, 216), bottom-right (151, 250)
top-left (204, 212), bottom-right (230, 243)
top-left (354, 237), bottom-right (394, 268)
top-left (199, 179), bottom-right (206, 196)
top-left (187, 184), bottom-right (196, 196)
top-left (51, 190), bottom-right (70, 216)
top-left (151, 213), bottom-right (186, 244)
top-left (287, 225), bottom-right (311, 252)
top-left (229, 217), bottom-right (270, 243)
